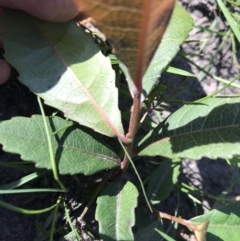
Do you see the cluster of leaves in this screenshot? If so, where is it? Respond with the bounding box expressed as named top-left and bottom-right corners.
top-left (0, 0), bottom-right (240, 240)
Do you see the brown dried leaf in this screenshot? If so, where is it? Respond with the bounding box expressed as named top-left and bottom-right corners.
top-left (194, 220), bottom-right (210, 241)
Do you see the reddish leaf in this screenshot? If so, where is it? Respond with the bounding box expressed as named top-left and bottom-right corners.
top-left (74, 0), bottom-right (176, 91)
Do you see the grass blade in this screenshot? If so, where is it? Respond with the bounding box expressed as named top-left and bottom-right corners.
top-left (0, 188), bottom-right (64, 194)
top-left (0, 171), bottom-right (47, 190)
top-left (216, 0), bottom-right (240, 43)
top-left (0, 199), bottom-right (58, 214)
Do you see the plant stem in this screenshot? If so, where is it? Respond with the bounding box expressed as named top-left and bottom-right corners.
top-left (0, 199), bottom-right (58, 214)
top-left (127, 93), bottom-right (142, 140)
top-left (37, 96), bottom-right (67, 191)
top-left (119, 140), bottom-right (152, 212)
top-left (152, 208), bottom-right (201, 232)
top-left (50, 196), bottom-right (61, 241)
top-left (63, 200), bottom-right (81, 240)
top-left (121, 93), bottom-right (142, 172)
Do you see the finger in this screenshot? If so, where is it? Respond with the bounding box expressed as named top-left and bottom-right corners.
top-left (0, 6), bottom-right (3, 14)
top-left (0, 0), bottom-right (79, 22)
top-left (0, 59), bottom-right (11, 85)
top-left (0, 10), bottom-right (10, 85)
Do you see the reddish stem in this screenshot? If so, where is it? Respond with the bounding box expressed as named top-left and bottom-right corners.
top-left (152, 208), bottom-right (201, 232)
top-left (121, 89), bottom-right (142, 172)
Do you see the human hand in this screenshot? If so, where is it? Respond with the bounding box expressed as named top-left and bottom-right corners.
top-left (0, 0), bottom-right (79, 22)
top-left (0, 0), bottom-right (80, 84)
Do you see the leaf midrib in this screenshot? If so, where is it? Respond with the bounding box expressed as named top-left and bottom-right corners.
top-left (34, 19), bottom-right (124, 139)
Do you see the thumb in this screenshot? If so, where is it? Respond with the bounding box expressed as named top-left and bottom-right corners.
top-left (0, 59), bottom-right (11, 85)
top-left (0, 7), bottom-right (11, 85)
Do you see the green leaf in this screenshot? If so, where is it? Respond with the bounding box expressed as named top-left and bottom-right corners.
top-left (0, 115), bottom-right (120, 175)
top-left (139, 97), bottom-right (240, 160)
top-left (147, 160), bottom-right (180, 204)
top-left (0, 10), bottom-right (124, 137)
top-left (122, 3), bottom-right (193, 99)
top-left (95, 180), bottom-right (138, 241)
top-left (135, 220), bottom-right (163, 241)
top-left (134, 207), bottom-right (152, 232)
top-left (190, 202), bottom-right (240, 241)
top-left (155, 229), bottom-right (176, 241)
top-left (165, 66), bottom-right (196, 77)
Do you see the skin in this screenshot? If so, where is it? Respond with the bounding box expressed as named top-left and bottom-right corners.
top-left (0, 0), bottom-right (80, 22)
top-left (0, 0), bottom-right (81, 84)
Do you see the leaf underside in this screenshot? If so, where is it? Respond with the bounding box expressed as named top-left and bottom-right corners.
top-left (139, 97), bottom-right (240, 160)
top-left (96, 180), bottom-right (138, 241)
top-left (0, 115), bottom-right (120, 175)
top-left (0, 10), bottom-right (124, 137)
top-left (190, 202), bottom-right (240, 241)
top-left (123, 3), bottom-right (193, 99)
top-left (78, 0), bottom-right (176, 85)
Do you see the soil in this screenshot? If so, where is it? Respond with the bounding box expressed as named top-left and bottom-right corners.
top-left (1, 0), bottom-right (240, 241)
